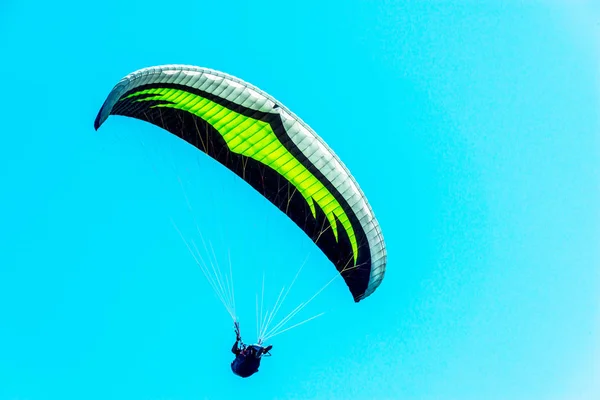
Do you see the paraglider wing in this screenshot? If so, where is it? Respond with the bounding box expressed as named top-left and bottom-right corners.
top-left (94, 65), bottom-right (386, 301)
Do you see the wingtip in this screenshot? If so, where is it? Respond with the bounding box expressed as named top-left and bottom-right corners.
top-left (93, 109), bottom-right (103, 131)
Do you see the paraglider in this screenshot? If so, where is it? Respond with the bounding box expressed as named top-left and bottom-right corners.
top-left (230, 322), bottom-right (272, 378)
top-left (94, 64), bottom-right (387, 377)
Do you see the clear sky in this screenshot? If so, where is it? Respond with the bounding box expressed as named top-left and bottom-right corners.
top-left (1, 1), bottom-right (599, 399)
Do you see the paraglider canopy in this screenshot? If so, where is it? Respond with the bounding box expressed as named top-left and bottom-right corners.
top-left (94, 64), bottom-right (387, 302)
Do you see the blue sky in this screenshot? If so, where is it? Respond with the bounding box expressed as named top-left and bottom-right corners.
top-left (1, 1), bottom-right (599, 399)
